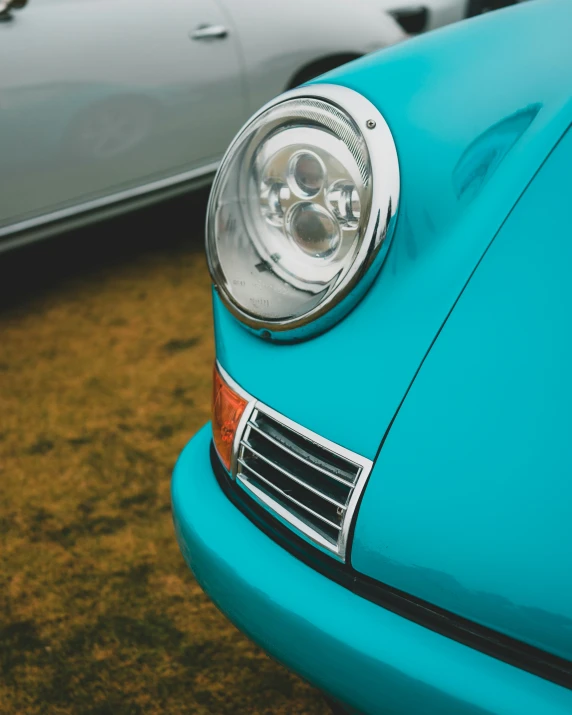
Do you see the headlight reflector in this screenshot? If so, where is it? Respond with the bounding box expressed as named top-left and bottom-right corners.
top-left (288, 151), bottom-right (325, 198)
top-left (206, 85), bottom-right (399, 339)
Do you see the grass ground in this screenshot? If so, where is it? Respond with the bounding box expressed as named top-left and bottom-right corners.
top-left (0, 193), bottom-right (330, 715)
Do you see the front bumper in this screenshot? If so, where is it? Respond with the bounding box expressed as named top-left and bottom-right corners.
top-left (172, 424), bottom-right (572, 715)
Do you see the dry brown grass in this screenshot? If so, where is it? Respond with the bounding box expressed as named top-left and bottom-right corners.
top-left (0, 194), bottom-right (330, 715)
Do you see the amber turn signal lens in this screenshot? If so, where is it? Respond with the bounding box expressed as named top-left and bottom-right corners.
top-left (212, 365), bottom-right (248, 471)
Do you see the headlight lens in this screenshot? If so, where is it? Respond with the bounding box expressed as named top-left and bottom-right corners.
top-left (206, 85), bottom-right (399, 339)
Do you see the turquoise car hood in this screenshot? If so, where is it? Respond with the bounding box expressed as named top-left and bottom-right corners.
top-left (214, 0), bottom-right (572, 461)
top-left (352, 124), bottom-right (572, 662)
top-left (214, 0), bottom-right (572, 659)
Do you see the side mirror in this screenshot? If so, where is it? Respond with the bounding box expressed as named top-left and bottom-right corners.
top-left (0, 0), bottom-right (28, 21)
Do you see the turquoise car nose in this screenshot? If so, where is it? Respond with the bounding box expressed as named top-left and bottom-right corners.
top-left (171, 425), bottom-right (572, 715)
top-left (213, 0), bottom-right (572, 462)
top-left (174, 1), bottom-right (572, 709)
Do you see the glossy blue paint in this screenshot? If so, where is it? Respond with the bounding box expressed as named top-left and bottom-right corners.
top-left (352, 125), bottom-right (572, 661)
top-left (172, 425), bottom-right (572, 715)
top-left (214, 0), bottom-right (572, 460)
top-left (175, 0), bottom-right (572, 706)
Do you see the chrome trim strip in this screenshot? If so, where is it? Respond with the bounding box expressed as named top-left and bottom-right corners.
top-left (216, 360), bottom-right (374, 562)
top-left (231, 401), bottom-right (255, 477)
top-left (217, 361), bottom-right (253, 402)
top-left (237, 458), bottom-right (342, 530)
top-left (245, 420), bottom-right (356, 487)
top-left (0, 160), bottom-right (220, 252)
top-left (240, 438), bottom-right (347, 509)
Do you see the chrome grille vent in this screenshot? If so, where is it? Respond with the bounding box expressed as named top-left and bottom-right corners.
top-left (232, 398), bottom-right (373, 562)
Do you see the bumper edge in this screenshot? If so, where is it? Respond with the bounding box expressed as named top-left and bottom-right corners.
top-left (171, 425), bottom-right (572, 715)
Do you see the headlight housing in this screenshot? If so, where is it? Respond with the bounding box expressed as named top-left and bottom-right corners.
top-left (206, 84), bottom-right (400, 341)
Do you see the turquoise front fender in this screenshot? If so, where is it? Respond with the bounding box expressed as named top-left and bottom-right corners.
top-left (352, 125), bottom-right (572, 661)
top-left (172, 426), bottom-right (572, 714)
top-left (214, 0), bottom-right (572, 460)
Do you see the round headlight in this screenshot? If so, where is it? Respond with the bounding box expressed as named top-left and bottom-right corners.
top-left (206, 84), bottom-right (399, 340)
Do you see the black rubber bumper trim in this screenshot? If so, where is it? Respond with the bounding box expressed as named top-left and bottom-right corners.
top-left (210, 443), bottom-right (572, 691)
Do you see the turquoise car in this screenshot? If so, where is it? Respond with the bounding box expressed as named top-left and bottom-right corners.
top-left (172, 1), bottom-right (572, 711)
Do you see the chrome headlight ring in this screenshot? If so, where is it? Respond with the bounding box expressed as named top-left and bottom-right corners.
top-left (206, 84), bottom-right (400, 342)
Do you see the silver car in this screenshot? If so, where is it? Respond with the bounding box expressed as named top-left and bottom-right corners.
top-left (0, 0), bottom-right (406, 251)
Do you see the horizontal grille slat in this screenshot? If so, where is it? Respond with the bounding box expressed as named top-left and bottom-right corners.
top-left (230, 398), bottom-right (373, 561)
top-left (237, 459), bottom-right (342, 541)
top-left (241, 439), bottom-right (348, 509)
top-left (246, 422), bottom-right (357, 487)
top-left (251, 412), bottom-right (360, 484)
top-left (243, 428), bottom-right (353, 506)
top-left (236, 470), bottom-right (341, 547)
top-left (239, 447), bottom-right (344, 527)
